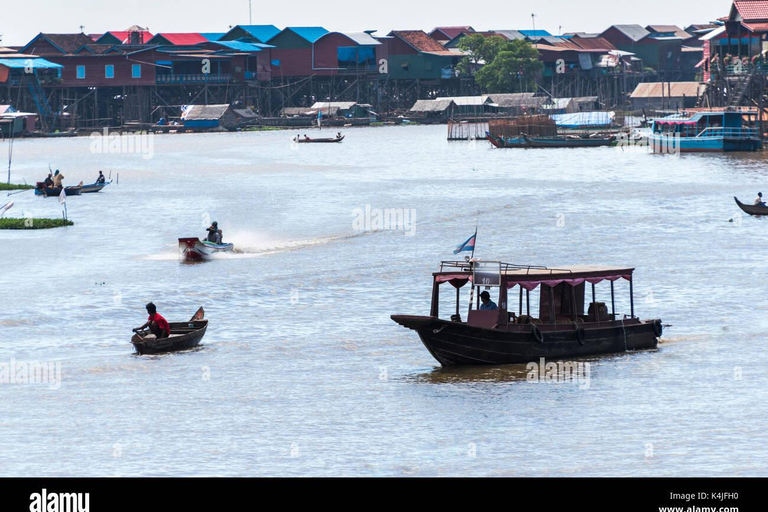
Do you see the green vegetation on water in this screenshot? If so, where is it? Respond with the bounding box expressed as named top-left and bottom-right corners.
top-left (0, 218), bottom-right (74, 229)
top-left (0, 183), bottom-right (34, 191)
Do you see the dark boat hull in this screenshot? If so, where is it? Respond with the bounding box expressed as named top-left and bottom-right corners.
top-left (178, 237), bottom-right (234, 261)
top-left (81, 181), bottom-right (110, 193)
top-left (734, 196), bottom-right (768, 216)
top-left (391, 315), bottom-right (660, 366)
top-left (34, 186), bottom-right (82, 196)
top-left (295, 135), bottom-right (344, 143)
top-left (486, 133), bottom-right (613, 149)
top-left (131, 320), bottom-right (208, 355)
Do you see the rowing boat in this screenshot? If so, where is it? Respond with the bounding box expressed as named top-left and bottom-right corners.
top-left (131, 307), bottom-right (208, 355)
top-left (734, 196), bottom-right (768, 216)
top-left (81, 180), bottom-right (112, 193)
top-left (178, 237), bottom-right (234, 261)
top-left (293, 135), bottom-right (344, 143)
top-left (34, 181), bottom-right (84, 196)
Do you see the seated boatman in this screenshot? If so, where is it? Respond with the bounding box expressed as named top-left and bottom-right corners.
top-left (134, 302), bottom-right (170, 339)
top-left (756, 192), bottom-right (766, 207)
top-left (205, 221), bottom-right (223, 244)
top-left (96, 171), bottom-right (106, 184)
top-left (479, 291), bottom-right (498, 311)
top-left (43, 173), bottom-right (54, 188)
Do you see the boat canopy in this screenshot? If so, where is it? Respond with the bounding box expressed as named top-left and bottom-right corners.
top-left (435, 262), bottom-right (634, 289)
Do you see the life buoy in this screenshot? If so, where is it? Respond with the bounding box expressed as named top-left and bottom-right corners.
top-left (652, 319), bottom-right (663, 337)
top-left (532, 324), bottom-right (544, 343)
top-left (574, 322), bottom-right (585, 346)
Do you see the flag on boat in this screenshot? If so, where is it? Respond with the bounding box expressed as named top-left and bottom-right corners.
top-left (454, 232), bottom-right (476, 254)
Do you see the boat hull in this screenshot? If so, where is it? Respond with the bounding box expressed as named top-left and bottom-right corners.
top-left (486, 133), bottom-right (613, 148)
top-left (178, 237), bottom-right (234, 261)
top-left (131, 320), bottom-right (208, 355)
top-left (295, 135), bottom-right (344, 143)
top-left (34, 186), bottom-right (82, 196)
top-left (649, 134), bottom-right (761, 153)
top-left (734, 196), bottom-right (768, 216)
top-left (392, 315), bottom-right (660, 366)
top-left (81, 181), bottom-right (111, 193)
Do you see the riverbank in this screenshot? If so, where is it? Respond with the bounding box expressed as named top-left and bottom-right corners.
top-left (0, 218), bottom-right (73, 229)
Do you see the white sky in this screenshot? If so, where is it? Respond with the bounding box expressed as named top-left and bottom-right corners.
top-left (0, 0), bottom-right (731, 46)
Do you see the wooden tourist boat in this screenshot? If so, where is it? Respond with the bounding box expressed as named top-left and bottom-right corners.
top-left (293, 134), bottom-right (344, 143)
top-left (34, 181), bottom-right (83, 196)
top-left (734, 196), bottom-right (768, 216)
top-left (81, 180), bottom-right (112, 193)
top-left (486, 133), bottom-right (613, 148)
top-left (391, 260), bottom-right (662, 366)
top-left (649, 111), bottom-right (761, 153)
top-left (178, 237), bottom-right (234, 261)
top-left (131, 307), bottom-right (208, 355)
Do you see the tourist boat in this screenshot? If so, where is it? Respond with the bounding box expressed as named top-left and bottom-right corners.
top-left (293, 134), bottom-right (344, 143)
top-left (81, 180), bottom-right (112, 193)
top-left (131, 307), bottom-right (208, 355)
top-left (734, 196), bottom-right (768, 216)
top-left (178, 237), bottom-right (235, 261)
top-left (391, 260), bottom-right (662, 366)
top-left (486, 133), bottom-right (613, 148)
top-left (649, 110), bottom-right (761, 153)
top-left (34, 181), bottom-right (83, 196)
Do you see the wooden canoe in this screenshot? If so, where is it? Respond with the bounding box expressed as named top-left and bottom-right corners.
top-left (131, 307), bottom-right (207, 355)
top-left (294, 135), bottom-right (344, 143)
top-left (35, 181), bottom-right (84, 197)
top-left (81, 181), bottom-right (112, 193)
top-left (734, 196), bottom-right (768, 216)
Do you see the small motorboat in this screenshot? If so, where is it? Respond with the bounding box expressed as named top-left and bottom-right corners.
top-left (34, 181), bottom-right (83, 196)
top-left (81, 180), bottom-right (112, 193)
top-left (131, 307), bottom-right (208, 355)
top-left (178, 237), bottom-right (235, 261)
top-left (293, 134), bottom-right (344, 143)
top-left (734, 196), bottom-right (768, 216)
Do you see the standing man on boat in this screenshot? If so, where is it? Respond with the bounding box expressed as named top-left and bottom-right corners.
top-left (205, 221), bottom-right (223, 244)
top-left (479, 291), bottom-right (498, 311)
top-left (133, 302), bottom-right (170, 339)
top-left (755, 192), bottom-right (766, 207)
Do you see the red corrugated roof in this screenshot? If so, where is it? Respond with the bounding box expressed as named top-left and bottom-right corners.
top-left (569, 35), bottom-right (617, 51)
top-left (734, 1), bottom-right (768, 21)
top-left (430, 26), bottom-right (474, 40)
top-left (154, 33), bottom-right (207, 45)
top-left (392, 31), bottom-right (447, 52)
top-left (743, 21), bottom-right (768, 32)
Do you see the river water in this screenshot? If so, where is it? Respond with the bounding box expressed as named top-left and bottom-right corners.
top-left (1, 125), bottom-right (767, 476)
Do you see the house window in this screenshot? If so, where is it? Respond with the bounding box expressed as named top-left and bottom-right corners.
top-left (76, 65), bottom-right (85, 79)
top-left (132, 64), bottom-right (141, 78)
top-left (105, 65), bottom-right (114, 78)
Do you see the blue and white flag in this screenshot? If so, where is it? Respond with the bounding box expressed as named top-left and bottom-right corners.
top-left (454, 232), bottom-right (476, 254)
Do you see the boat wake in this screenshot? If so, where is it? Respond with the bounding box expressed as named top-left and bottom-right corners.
top-left (143, 229), bottom-right (376, 261)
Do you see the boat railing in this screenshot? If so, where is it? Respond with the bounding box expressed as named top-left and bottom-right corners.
top-left (695, 127), bottom-right (759, 139)
top-left (438, 261), bottom-right (573, 275)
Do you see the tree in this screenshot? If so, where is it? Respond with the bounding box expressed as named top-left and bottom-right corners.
top-left (473, 40), bottom-right (543, 93)
top-left (456, 34), bottom-right (510, 76)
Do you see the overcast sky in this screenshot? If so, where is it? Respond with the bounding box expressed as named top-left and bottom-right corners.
top-left (1, 0), bottom-right (731, 46)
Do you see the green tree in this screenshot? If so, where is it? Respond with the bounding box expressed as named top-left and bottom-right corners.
top-left (456, 34), bottom-right (510, 76)
top-left (474, 40), bottom-right (543, 93)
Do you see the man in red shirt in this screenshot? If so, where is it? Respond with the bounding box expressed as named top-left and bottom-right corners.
top-left (133, 302), bottom-right (170, 339)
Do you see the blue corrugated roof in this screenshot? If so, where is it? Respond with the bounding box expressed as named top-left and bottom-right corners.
top-left (0, 58), bottom-right (63, 69)
top-left (519, 29), bottom-right (552, 37)
top-left (200, 32), bottom-right (226, 41)
top-left (283, 27), bottom-right (330, 43)
top-left (212, 41), bottom-right (266, 52)
top-left (236, 25), bottom-right (281, 42)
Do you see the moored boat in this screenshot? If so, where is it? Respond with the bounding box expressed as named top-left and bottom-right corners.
top-left (131, 307), bottom-right (208, 355)
top-left (734, 196), bottom-right (768, 216)
top-left (178, 237), bottom-right (234, 261)
top-left (486, 132), bottom-right (613, 148)
top-left (392, 260), bottom-right (662, 366)
top-left (649, 110), bottom-right (761, 153)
